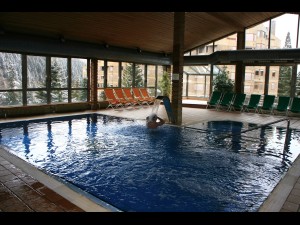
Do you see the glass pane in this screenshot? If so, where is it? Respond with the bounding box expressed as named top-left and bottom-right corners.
top-left (297, 65), bottom-right (300, 97)
top-left (0, 91), bottom-right (22, 106)
top-left (147, 65), bottom-right (156, 87)
top-left (0, 53), bottom-right (22, 90)
top-left (298, 19), bottom-right (300, 48)
top-left (97, 60), bottom-right (104, 88)
top-left (71, 90), bottom-right (87, 102)
top-left (135, 64), bottom-right (145, 87)
top-left (214, 33), bottom-right (237, 51)
top-left (51, 57), bottom-right (68, 88)
top-left (107, 61), bottom-right (119, 87)
top-left (157, 65), bottom-right (165, 96)
top-left (51, 90), bottom-right (68, 103)
top-left (191, 43), bottom-right (214, 55)
top-left (270, 13), bottom-right (298, 49)
top-left (71, 58), bottom-right (87, 88)
top-left (244, 66), bottom-right (266, 95)
top-left (97, 89), bottom-right (105, 101)
top-left (268, 66), bottom-right (280, 96)
top-left (147, 87), bottom-right (155, 97)
top-left (245, 21), bottom-right (269, 50)
top-left (213, 65), bottom-right (235, 93)
top-left (121, 62), bottom-right (132, 87)
top-left (27, 91), bottom-right (47, 105)
top-left (183, 74), bottom-right (187, 97)
top-left (187, 75), bottom-right (206, 97)
top-left (27, 55), bottom-right (46, 88)
top-left (278, 65), bottom-right (292, 96)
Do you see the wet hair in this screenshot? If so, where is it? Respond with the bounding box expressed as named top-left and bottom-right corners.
top-left (147, 113), bottom-right (157, 121)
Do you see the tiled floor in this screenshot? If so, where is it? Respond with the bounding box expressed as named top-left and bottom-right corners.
top-left (0, 156), bottom-right (84, 212)
top-left (1, 106), bottom-right (300, 212)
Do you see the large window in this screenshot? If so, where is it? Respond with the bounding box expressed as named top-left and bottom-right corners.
top-left (97, 60), bottom-right (105, 101)
top-left (270, 13), bottom-right (299, 49)
top-left (146, 65), bottom-right (156, 96)
top-left (246, 22), bottom-right (270, 50)
top-left (107, 61), bottom-right (119, 87)
top-left (0, 53), bottom-right (89, 106)
top-left (50, 57), bottom-right (68, 103)
top-left (214, 33), bottom-right (237, 51)
top-left (27, 56), bottom-right (47, 105)
top-left (0, 53), bottom-right (22, 106)
top-left (183, 65), bottom-right (211, 99)
top-left (244, 66), bottom-right (266, 95)
top-left (71, 58), bottom-right (87, 102)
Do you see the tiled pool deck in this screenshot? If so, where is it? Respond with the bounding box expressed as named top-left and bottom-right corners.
top-left (1, 106), bottom-right (300, 212)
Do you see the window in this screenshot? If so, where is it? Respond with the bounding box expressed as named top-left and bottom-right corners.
top-left (255, 70), bottom-right (259, 75)
top-left (0, 53), bottom-right (22, 106)
top-left (71, 58), bottom-right (87, 102)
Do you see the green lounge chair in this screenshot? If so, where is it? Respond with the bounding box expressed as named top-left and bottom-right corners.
top-left (228, 93), bottom-right (246, 111)
top-left (258, 95), bottom-right (275, 114)
top-left (206, 91), bottom-right (222, 109)
top-left (287, 97), bottom-right (300, 116)
top-left (242, 94), bottom-right (261, 113)
top-left (273, 96), bottom-right (290, 116)
top-left (217, 92), bottom-right (234, 111)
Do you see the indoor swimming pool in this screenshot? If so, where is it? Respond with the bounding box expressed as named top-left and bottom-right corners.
top-left (0, 113), bottom-right (299, 212)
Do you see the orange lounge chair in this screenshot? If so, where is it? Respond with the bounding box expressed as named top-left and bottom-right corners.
top-left (132, 87), bottom-right (152, 106)
top-left (114, 88), bottom-right (132, 108)
top-left (139, 88), bottom-right (155, 104)
top-left (104, 88), bottom-right (123, 109)
top-left (123, 88), bottom-right (140, 107)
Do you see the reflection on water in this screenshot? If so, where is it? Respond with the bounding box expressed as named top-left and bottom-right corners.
top-left (0, 114), bottom-right (299, 212)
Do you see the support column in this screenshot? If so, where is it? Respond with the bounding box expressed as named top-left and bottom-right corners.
top-left (171, 12), bottom-right (185, 125)
top-left (90, 58), bottom-right (98, 110)
top-left (264, 65), bottom-right (270, 95)
top-left (67, 58), bottom-right (72, 103)
top-left (22, 54), bottom-right (27, 106)
top-left (86, 59), bottom-right (91, 102)
top-left (235, 63), bottom-right (244, 94)
top-left (235, 31), bottom-right (245, 94)
top-left (209, 64), bottom-right (214, 96)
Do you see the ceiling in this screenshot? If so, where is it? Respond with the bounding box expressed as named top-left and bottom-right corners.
top-left (0, 12), bottom-right (284, 54)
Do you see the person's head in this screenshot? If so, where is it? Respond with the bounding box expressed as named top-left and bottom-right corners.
top-left (147, 113), bottom-right (157, 122)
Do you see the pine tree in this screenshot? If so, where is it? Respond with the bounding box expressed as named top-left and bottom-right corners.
top-left (4, 65), bottom-right (21, 105)
top-left (158, 71), bottom-right (171, 97)
top-left (79, 77), bottom-right (88, 101)
top-left (35, 60), bottom-right (67, 103)
top-left (284, 32), bottom-right (292, 49)
top-left (50, 60), bottom-right (65, 102)
top-left (296, 71), bottom-right (300, 96)
top-left (122, 63), bottom-right (144, 87)
top-left (278, 32), bottom-right (292, 96)
top-left (134, 65), bottom-right (144, 87)
top-left (213, 68), bottom-right (234, 93)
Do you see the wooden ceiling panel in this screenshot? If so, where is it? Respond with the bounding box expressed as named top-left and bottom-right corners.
top-left (0, 12), bottom-right (284, 54)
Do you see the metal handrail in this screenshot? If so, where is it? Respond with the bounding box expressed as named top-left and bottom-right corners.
top-left (217, 118), bottom-right (291, 151)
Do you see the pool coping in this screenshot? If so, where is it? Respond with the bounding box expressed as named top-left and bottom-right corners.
top-left (0, 145), bottom-right (120, 212)
top-left (258, 152), bottom-right (300, 211)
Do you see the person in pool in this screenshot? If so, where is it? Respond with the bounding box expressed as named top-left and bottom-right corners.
top-left (146, 113), bottom-right (165, 129)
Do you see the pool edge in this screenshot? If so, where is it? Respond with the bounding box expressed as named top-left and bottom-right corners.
top-left (258, 152), bottom-right (300, 212)
top-left (0, 145), bottom-right (118, 212)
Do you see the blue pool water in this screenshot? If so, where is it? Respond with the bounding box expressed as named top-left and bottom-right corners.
top-left (0, 113), bottom-right (299, 212)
